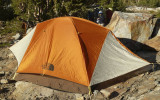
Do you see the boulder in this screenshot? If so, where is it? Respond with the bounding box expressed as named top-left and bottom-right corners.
top-left (156, 51), bottom-right (160, 64)
top-left (0, 71), bottom-right (5, 75)
top-left (92, 92), bottom-right (105, 100)
top-left (12, 33), bottom-right (21, 40)
top-left (100, 89), bottom-right (111, 98)
top-left (156, 28), bottom-right (160, 36)
top-left (106, 11), bottom-right (156, 43)
top-left (152, 19), bottom-right (160, 37)
top-left (144, 36), bottom-right (160, 51)
top-left (26, 28), bottom-right (33, 34)
top-left (0, 79), bottom-right (8, 84)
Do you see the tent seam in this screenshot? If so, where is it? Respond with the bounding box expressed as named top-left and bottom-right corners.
top-left (89, 30), bottom-right (110, 86)
top-left (69, 17), bottom-right (90, 86)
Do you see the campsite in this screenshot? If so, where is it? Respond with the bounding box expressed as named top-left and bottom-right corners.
top-left (1, 0), bottom-right (160, 100)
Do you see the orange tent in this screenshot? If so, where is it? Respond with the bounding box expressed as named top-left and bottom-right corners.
top-left (10, 17), bottom-right (151, 93)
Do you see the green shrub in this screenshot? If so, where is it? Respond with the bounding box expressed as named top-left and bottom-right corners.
top-left (0, 42), bottom-right (10, 48)
top-left (156, 12), bottom-right (160, 18)
top-left (0, 19), bottom-right (25, 35)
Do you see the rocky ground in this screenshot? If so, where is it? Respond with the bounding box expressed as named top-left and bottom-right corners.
top-left (1, 45), bottom-right (160, 100)
top-left (0, 35), bottom-right (160, 100)
top-left (0, 47), bottom-right (17, 100)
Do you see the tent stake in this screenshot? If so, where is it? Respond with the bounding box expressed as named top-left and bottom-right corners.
top-left (88, 86), bottom-right (92, 96)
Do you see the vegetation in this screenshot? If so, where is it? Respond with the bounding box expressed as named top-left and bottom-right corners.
top-left (0, 42), bottom-right (10, 48)
top-left (0, 19), bottom-right (24, 35)
top-left (97, 0), bottom-right (160, 11)
top-left (0, 0), bottom-right (15, 21)
top-left (0, 0), bottom-right (160, 35)
top-left (0, 0), bottom-right (90, 35)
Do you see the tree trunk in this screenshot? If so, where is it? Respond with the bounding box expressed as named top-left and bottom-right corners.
top-left (46, 0), bottom-right (49, 9)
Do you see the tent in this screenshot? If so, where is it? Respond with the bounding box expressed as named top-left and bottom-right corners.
top-left (10, 17), bottom-right (151, 94)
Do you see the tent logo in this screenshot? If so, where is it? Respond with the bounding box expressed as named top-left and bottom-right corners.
top-left (42, 63), bottom-right (54, 71)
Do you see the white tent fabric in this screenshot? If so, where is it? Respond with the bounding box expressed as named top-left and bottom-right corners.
top-left (90, 31), bottom-right (150, 86)
top-left (9, 26), bottom-right (36, 66)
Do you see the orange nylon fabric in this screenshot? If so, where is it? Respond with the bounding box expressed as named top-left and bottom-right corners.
top-left (72, 17), bottom-right (109, 81)
top-left (17, 17), bottom-right (110, 86)
top-left (17, 17), bottom-right (90, 86)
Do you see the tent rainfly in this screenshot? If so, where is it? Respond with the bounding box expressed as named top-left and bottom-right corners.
top-left (10, 17), bottom-right (151, 94)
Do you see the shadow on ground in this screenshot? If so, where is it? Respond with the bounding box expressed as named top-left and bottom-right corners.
top-left (118, 38), bottom-right (157, 63)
